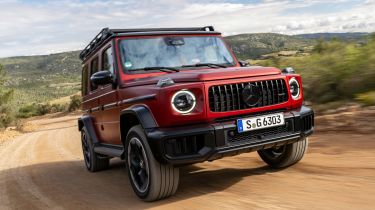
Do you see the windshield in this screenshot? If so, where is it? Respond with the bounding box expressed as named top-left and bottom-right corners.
top-left (119, 36), bottom-right (235, 72)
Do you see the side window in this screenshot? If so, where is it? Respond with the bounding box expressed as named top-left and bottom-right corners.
top-left (90, 57), bottom-right (99, 91)
top-left (82, 65), bottom-right (88, 95)
top-left (102, 47), bottom-right (114, 74)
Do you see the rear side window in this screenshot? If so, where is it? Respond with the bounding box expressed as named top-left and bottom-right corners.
top-left (82, 65), bottom-right (88, 95)
top-left (90, 57), bottom-right (99, 91)
top-left (102, 47), bottom-right (114, 74)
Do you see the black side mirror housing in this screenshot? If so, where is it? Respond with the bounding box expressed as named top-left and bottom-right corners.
top-left (239, 60), bottom-right (250, 67)
top-left (90, 70), bottom-right (115, 86)
top-left (282, 67), bottom-right (295, 74)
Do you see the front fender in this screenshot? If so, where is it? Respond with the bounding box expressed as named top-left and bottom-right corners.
top-left (120, 105), bottom-right (158, 129)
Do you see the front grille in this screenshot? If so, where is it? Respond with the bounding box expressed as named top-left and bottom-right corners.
top-left (208, 79), bottom-right (288, 112)
top-left (227, 119), bottom-right (293, 144)
top-left (301, 114), bottom-right (314, 132)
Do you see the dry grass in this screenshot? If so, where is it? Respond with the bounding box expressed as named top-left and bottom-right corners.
top-left (356, 91), bottom-right (375, 106)
top-left (0, 130), bottom-right (21, 145)
top-left (49, 92), bottom-right (80, 105)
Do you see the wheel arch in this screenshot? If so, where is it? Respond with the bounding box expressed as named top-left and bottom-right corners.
top-left (78, 115), bottom-right (99, 145)
top-left (120, 105), bottom-right (158, 145)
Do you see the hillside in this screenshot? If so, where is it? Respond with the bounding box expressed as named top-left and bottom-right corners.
top-left (224, 33), bottom-right (313, 59)
top-left (255, 35), bottom-right (375, 104)
top-left (0, 51), bottom-right (81, 107)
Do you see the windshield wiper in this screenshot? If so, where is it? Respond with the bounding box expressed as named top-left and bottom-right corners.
top-left (140, 66), bottom-right (180, 73)
top-left (181, 63), bottom-right (228, 68)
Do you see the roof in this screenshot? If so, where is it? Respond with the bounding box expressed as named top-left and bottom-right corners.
top-left (79, 26), bottom-right (219, 61)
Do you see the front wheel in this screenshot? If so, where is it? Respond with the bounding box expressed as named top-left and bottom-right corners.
top-left (258, 138), bottom-right (308, 168)
top-left (125, 125), bottom-right (179, 201)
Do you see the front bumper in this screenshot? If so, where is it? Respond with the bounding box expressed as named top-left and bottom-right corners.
top-left (146, 106), bottom-right (314, 165)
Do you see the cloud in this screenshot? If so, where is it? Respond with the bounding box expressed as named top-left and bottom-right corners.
top-left (0, 0), bottom-right (374, 57)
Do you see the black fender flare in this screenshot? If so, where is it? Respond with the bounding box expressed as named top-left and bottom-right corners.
top-left (120, 105), bottom-right (158, 144)
top-left (78, 115), bottom-right (99, 145)
top-left (120, 105), bottom-right (158, 130)
top-left (120, 105), bottom-right (166, 162)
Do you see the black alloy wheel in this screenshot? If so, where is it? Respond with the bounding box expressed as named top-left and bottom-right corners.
top-left (127, 137), bottom-right (150, 194)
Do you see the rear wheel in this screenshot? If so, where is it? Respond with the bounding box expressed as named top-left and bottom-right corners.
top-left (258, 138), bottom-right (308, 168)
top-left (81, 127), bottom-right (109, 172)
top-left (126, 125), bottom-right (179, 201)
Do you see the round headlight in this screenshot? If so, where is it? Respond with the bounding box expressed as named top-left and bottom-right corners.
top-left (171, 90), bottom-right (196, 114)
top-left (289, 77), bottom-right (300, 100)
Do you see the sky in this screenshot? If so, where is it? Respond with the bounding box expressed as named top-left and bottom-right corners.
top-left (0, 0), bottom-right (374, 58)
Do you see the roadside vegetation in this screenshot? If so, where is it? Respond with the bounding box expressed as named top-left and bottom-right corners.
top-left (0, 64), bottom-right (13, 129)
top-left (0, 51), bottom-right (81, 107)
top-left (255, 34), bottom-right (375, 106)
top-left (0, 51), bottom-right (82, 129)
top-left (1, 62), bottom-right (81, 128)
top-left (17, 94), bottom-right (82, 119)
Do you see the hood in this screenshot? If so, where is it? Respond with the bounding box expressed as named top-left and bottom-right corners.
top-left (122, 66), bottom-right (281, 87)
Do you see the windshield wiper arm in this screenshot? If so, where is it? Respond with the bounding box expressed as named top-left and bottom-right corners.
top-left (140, 66), bottom-right (180, 73)
top-left (181, 63), bottom-right (228, 68)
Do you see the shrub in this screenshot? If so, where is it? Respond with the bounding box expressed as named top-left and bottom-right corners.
top-left (68, 95), bottom-right (82, 112)
top-left (17, 103), bottom-right (68, 118)
top-left (0, 64), bottom-right (13, 128)
top-left (36, 103), bottom-right (52, 115)
top-left (356, 91), bottom-right (375, 106)
top-left (17, 103), bottom-right (39, 118)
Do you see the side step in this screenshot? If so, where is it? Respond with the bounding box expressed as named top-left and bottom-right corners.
top-left (94, 144), bottom-right (124, 158)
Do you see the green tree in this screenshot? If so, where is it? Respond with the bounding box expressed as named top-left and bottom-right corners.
top-left (0, 64), bottom-right (13, 128)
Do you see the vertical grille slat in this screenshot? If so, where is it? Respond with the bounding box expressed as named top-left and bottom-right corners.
top-left (301, 114), bottom-right (314, 132)
top-left (275, 80), bottom-right (280, 104)
top-left (217, 86), bottom-right (224, 112)
top-left (254, 81), bottom-right (260, 107)
top-left (224, 85), bottom-right (229, 111)
top-left (210, 86), bottom-right (218, 112)
top-left (260, 81), bottom-right (266, 106)
top-left (270, 80), bottom-right (276, 104)
top-left (230, 84), bottom-right (236, 110)
top-left (265, 81), bottom-right (270, 105)
top-left (235, 83), bottom-right (241, 110)
top-left (208, 79), bottom-right (289, 112)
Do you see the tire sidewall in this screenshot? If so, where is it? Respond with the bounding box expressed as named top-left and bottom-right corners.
top-left (125, 125), bottom-right (156, 200)
top-left (258, 137), bottom-right (308, 168)
top-left (81, 128), bottom-right (94, 171)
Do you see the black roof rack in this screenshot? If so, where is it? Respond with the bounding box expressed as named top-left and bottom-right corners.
top-left (79, 26), bottom-right (215, 61)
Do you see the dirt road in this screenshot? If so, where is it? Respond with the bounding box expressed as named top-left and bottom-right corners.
top-left (0, 114), bottom-right (374, 210)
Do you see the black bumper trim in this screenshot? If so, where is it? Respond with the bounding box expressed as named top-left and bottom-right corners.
top-left (146, 106), bottom-right (314, 165)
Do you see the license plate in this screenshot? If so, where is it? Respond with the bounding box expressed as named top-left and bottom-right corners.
top-left (237, 113), bottom-right (285, 133)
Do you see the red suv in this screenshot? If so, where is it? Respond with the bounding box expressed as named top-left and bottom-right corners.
top-left (78, 26), bottom-right (314, 201)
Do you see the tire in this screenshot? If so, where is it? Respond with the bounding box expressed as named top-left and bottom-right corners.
top-left (258, 137), bottom-right (308, 169)
top-left (81, 127), bottom-right (109, 172)
top-left (125, 125), bottom-right (179, 201)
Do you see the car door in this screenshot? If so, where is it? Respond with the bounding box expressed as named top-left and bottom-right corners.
top-left (86, 56), bottom-right (103, 141)
top-left (95, 45), bottom-right (121, 145)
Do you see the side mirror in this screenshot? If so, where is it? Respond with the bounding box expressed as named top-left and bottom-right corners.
top-left (282, 67), bottom-right (295, 74)
top-left (239, 60), bottom-right (250, 67)
top-left (90, 70), bottom-right (115, 86)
